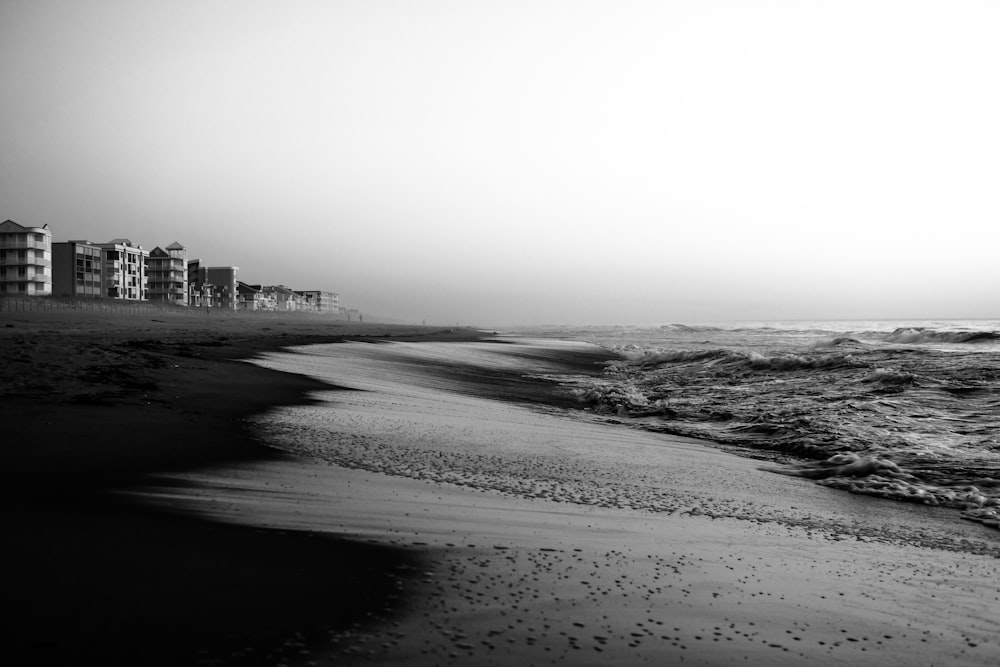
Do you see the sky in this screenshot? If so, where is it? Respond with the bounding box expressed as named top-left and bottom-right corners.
top-left (1, 0), bottom-right (998, 326)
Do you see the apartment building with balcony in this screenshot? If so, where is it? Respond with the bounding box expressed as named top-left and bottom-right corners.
top-left (242, 284), bottom-right (305, 311)
top-left (147, 242), bottom-right (188, 306)
top-left (188, 260), bottom-right (239, 309)
top-left (0, 219), bottom-right (52, 296)
top-left (98, 239), bottom-right (148, 300)
top-left (236, 281), bottom-right (276, 310)
top-left (52, 240), bottom-right (104, 297)
top-left (295, 290), bottom-right (340, 313)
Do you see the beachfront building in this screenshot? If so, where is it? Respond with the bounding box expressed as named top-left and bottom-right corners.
top-left (188, 260), bottom-right (238, 309)
top-left (295, 290), bottom-right (340, 313)
top-left (0, 219), bottom-right (52, 296)
top-left (53, 239), bottom-right (148, 300)
top-left (271, 285), bottom-right (301, 311)
top-left (98, 239), bottom-right (148, 300)
top-left (52, 240), bottom-right (104, 297)
top-left (236, 281), bottom-right (277, 310)
top-left (146, 242), bottom-right (188, 306)
top-left (243, 284), bottom-right (305, 311)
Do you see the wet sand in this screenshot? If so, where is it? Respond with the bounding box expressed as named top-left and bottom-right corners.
top-left (4, 307), bottom-right (999, 665)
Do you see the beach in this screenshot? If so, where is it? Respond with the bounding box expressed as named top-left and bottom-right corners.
top-left (4, 308), bottom-right (999, 666)
top-left (2, 308), bottom-right (473, 665)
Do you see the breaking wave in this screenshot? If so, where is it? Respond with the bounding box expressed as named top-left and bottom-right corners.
top-left (763, 453), bottom-right (1000, 528)
top-left (617, 347), bottom-right (863, 373)
top-left (883, 327), bottom-right (1000, 345)
top-left (557, 320), bottom-right (1000, 530)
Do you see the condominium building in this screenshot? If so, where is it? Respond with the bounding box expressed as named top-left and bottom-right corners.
top-left (295, 290), bottom-right (341, 313)
top-left (52, 240), bottom-right (104, 297)
top-left (188, 260), bottom-right (239, 309)
top-left (244, 284), bottom-right (305, 311)
top-left (98, 239), bottom-right (148, 300)
top-left (53, 239), bottom-right (147, 300)
top-left (0, 219), bottom-right (52, 296)
top-left (147, 242), bottom-right (188, 306)
top-left (236, 281), bottom-right (275, 310)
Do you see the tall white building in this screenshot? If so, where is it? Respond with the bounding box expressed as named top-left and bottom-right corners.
top-left (0, 219), bottom-right (52, 296)
top-left (147, 242), bottom-right (188, 306)
top-left (98, 239), bottom-right (148, 300)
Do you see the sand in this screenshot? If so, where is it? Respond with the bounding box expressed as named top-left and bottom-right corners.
top-left (4, 306), bottom-right (999, 666)
top-left (2, 307), bottom-right (476, 666)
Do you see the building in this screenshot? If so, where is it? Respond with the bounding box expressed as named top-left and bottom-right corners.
top-left (0, 219), bottom-right (52, 296)
top-left (271, 285), bottom-right (300, 311)
top-left (236, 281), bottom-right (275, 310)
top-left (244, 284), bottom-right (305, 311)
top-left (52, 240), bottom-right (104, 297)
top-left (98, 239), bottom-right (148, 300)
top-left (188, 260), bottom-right (239, 309)
top-left (52, 238), bottom-right (148, 300)
top-left (295, 290), bottom-right (341, 314)
top-left (146, 242), bottom-right (188, 306)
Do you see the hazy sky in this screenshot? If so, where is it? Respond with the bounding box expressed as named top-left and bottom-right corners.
top-left (2, 1), bottom-right (997, 325)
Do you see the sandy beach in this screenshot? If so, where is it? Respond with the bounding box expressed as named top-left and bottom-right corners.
top-left (2, 307), bottom-right (476, 666)
top-left (4, 307), bottom-right (999, 666)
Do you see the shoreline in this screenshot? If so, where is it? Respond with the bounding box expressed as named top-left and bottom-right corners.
top-left (142, 336), bottom-right (998, 665)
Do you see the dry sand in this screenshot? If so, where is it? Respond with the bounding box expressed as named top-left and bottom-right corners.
top-left (4, 307), bottom-right (999, 666)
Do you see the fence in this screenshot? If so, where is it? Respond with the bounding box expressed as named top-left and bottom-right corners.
top-left (0, 296), bottom-right (183, 315)
top-left (0, 295), bottom-right (357, 321)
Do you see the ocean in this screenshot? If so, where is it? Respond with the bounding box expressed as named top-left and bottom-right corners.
top-left (513, 319), bottom-right (1000, 529)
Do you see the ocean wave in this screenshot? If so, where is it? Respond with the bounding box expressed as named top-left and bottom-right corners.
top-left (614, 347), bottom-right (731, 364)
top-left (862, 368), bottom-right (918, 386)
top-left (612, 346), bottom-right (862, 373)
top-left (542, 320), bottom-right (1000, 530)
top-left (761, 453), bottom-right (1000, 529)
top-left (660, 323), bottom-right (723, 332)
top-left (883, 327), bottom-right (1000, 345)
top-left (572, 381), bottom-right (672, 417)
top-left (810, 336), bottom-right (865, 349)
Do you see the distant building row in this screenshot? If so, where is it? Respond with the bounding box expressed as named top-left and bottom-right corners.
top-left (0, 220), bottom-right (340, 313)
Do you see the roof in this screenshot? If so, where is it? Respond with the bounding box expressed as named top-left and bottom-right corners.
top-left (166, 241), bottom-right (185, 250)
top-left (236, 281), bottom-right (261, 294)
top-left (1, 219), bottom-right (50, 233)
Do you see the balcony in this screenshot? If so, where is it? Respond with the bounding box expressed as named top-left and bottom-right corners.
top-left (151, 286), bottom-right (186, 295)
top-left (0, 273), bottom-right (50, 284)
top-left (0, 238), bottom-right (49, 250)
top-left (0, 255), bottom-right (48, 266)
